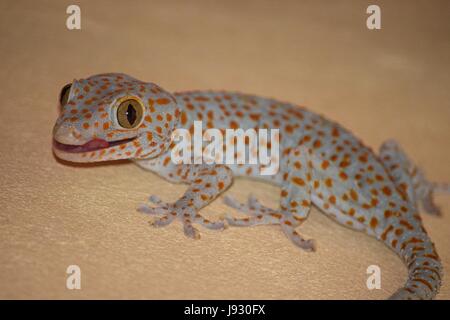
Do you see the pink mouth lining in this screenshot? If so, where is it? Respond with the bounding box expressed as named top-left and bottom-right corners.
top-left (53, 137), bottom-right (136, 153)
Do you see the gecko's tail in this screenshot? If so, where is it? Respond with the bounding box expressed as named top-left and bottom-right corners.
top-left (388, 229), bottom-right (442, 300)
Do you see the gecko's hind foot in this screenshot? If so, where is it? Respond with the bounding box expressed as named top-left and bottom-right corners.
top-left (137, 195), bottom-right (226, 239)
top-left (223, 194), bottom-right (279, 226)
top-left (223, 195), bottom-right (316, 252)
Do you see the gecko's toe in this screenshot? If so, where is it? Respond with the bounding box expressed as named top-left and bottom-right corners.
top-left (305, 239), bottom-right (317, 252)
top-left (183, 223), bottom-right (201, 239)
top-left (148, 194), bottom-right (164, 205)
top-left (292, 237), bottom-right (316, 252)
top-left (149, 214), bottom-right (175, 227)
top-left (223, 194), bottom-right (268, 216)
top-left (421, 191), bottom-right (442, 216)
top-left (223, 195), bottom-right (244, 210)
top-left (137, 204), bottom-right (161, 215)
top-left (247, 194), bottom-right (262, 207)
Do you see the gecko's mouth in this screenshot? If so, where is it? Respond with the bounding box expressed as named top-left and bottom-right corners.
top-left (53, 137), bottom-right (137, 153)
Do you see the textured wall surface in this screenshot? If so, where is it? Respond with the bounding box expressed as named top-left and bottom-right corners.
top-left (0, 0), bottom-right (449, 299)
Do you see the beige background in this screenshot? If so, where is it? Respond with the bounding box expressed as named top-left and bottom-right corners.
top-left (0, 0), bottom-right (449, 299)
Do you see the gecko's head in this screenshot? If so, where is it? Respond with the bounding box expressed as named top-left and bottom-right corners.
top-left (52, 73), bottom-right (180, 163)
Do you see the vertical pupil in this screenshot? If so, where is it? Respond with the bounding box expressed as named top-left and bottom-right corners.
top-left (126, 104), bottom-right (137, 125)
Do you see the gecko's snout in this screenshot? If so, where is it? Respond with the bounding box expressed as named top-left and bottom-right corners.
top-left (53, 123), bottom-right (86, 145)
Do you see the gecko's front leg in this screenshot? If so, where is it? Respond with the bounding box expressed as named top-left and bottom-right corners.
top-left (136, 160), bottom-right (233, 239)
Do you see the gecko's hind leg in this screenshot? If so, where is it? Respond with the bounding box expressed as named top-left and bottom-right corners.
top-left (224, 147), bottom-right (316, 252)
top-left (380, 139), bottom-right (448, 215)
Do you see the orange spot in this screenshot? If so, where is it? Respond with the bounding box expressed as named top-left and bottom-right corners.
top-left (230, 121), bottom-right (239, 129)
top-left (399, 220), bottom-right (414, 230)
top-left (349, 189), bottom-right (358, 202)
top-left (339, 171), bottom-right (348, 180)
top-left (331, 127), bottom-right (340, 137)
top-left (325, 178), bottom-right (333, 188)
top-left (339, 160), bottom-right (350, 168)
top-left (163, 157), bottom-right (171, 166)
top-left (358, 154), bottom-right (368, 163)
top-left (321, 160), bottom-right (329, 170)
top-left (313, 140), bottom-right (322, 148)
top-left (156, 98), bottom-right (170, 105)
top-left (383, 210), bottom-right (392, 219)
top-left (135, 148), bottom-right (143, 156)
top-left (301, 200), bottom-right (310, 207)
top-left (285, 125), bottom-right (294, 134)
top-left (83, 123), bottom-right (89, 130)
top-left (180, 111), bottom-right (188, 125)
top-left (148, 99), bottom-right (155, 112)
top-left (381, 225), bottom-right (394, 241)
top-left (370, 217), bottom-right (378, 229)
top-left (329, 195), bottom-right (336, 204)
top-left (292, 177), bottom-right (305, 186)
top-left (195, 96), bottom-right (210, 102)
top-left (382, 186), bottom-right (392, 196)
top-left (103, 122), bottom-right (109, 130)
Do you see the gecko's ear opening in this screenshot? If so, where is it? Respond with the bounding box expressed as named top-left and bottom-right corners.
top-left (59, 83), bottom-right (72, 106)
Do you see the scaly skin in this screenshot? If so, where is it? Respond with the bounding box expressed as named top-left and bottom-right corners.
top-left (52, 73), bottom-right (449, 299)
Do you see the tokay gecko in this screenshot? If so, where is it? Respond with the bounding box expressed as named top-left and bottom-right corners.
top-left (52, 73), bottom-right (449, 299)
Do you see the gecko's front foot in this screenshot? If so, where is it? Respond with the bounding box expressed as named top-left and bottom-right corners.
top-left (137, 195), bottom-right (226, 239)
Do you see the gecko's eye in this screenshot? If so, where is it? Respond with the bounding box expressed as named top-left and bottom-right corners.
top-left (59, 83), bottom-right (72, 106)
top-left (116, 98), bottom-right (144, 129)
